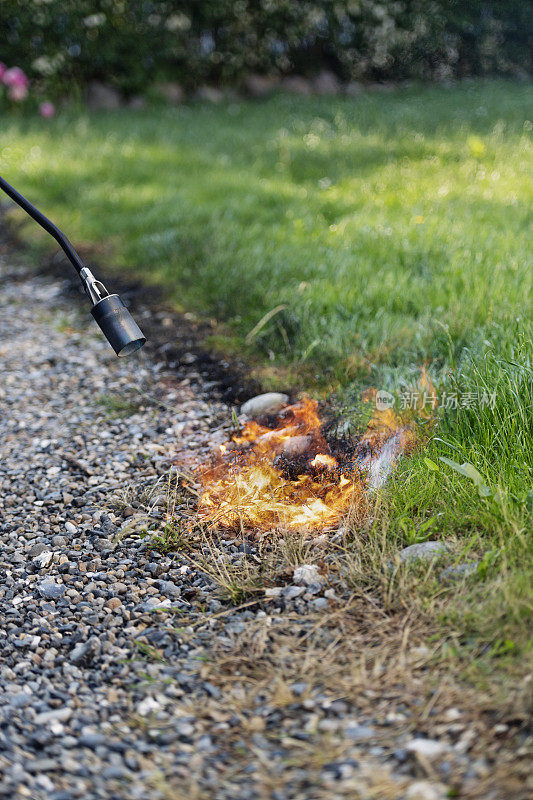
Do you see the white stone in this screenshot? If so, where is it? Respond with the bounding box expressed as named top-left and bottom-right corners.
top-left (153, 81), bottom-right (184, 105)
top-left (345, 81), bottom-right (364, 97)
top-left (245, 74), bottom-right (278, 97)
top-left (405, 738), bottom-right (448, 758)
top-left (33, 550), bottom-right (53, 568)
top-left (442, 707), bottom-right (462, 722)
top-left (282, 76), bottom-right (313, 96)
top-left (283, 585), bottom-right (305, 600)
top-left (240, 393), bottom-right (289, 418)
top-left (137, 696), bottom-right (160, 716)
top-left (35, 708), bottom-right (72, 725)
top-left (385, 711), bottom-right (407, 723)
top-left (280, 435), bottom-right (311, 457)
top-left (196, 86), bottom-right (224, 103)
top-left (441, 562), bottom-right (478, 579)
top-left (264, 587), bottom-right (282, 597)
top-left (405, 780), bottom-right (449, 800)
top-left (293, 564), bottom-right (324, 587)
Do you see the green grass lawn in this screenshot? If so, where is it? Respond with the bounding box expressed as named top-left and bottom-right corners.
top-left (2, 79), bottom-right (532, 655)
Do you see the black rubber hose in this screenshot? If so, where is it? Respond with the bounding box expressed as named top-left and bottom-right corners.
top-left (0, 174), bottom-right (84, 274)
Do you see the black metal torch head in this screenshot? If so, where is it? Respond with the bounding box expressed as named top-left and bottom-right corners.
top-left (91, 294), bottom-right (146, 357)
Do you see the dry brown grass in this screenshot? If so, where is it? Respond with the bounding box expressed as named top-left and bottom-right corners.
top-left (112, 470), bottom-right (531, 798)
top-left (157, 596), bottom-right (531, 799)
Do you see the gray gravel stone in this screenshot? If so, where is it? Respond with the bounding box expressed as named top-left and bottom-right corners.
top-left (158, 580), bottom-right (181, 599)
top-left (398, 541), bottom-right (448, 563)
top-left (293, 564), bottom-right (324, 586)
top-left (28, 542), bottom-right (48, 558)
top-left (345, 724), bottom-right (376, 741)
top-left (441, 562), bottom-right (479, 579)
top-left (283, 585), bottom-right (306, 600)
top-left (69, 637), bottom-right (101, 665)
top-left (38, 581), bottom-right (66, 599)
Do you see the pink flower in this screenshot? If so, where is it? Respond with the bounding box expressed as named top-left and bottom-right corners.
top-left (0, 63), bottom-right (6, 81)
top-left (39, 101), bottom-right (56, 118)
top-left (3, 67), bottom-right (30, 89)
top-left (8, 84), bottom-right (29, 102)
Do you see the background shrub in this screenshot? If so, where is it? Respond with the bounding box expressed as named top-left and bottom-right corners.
top-left (1, 1), bottom-right (531, 97)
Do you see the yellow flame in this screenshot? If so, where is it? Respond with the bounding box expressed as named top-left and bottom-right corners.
top-left (310, 454), bottom-right (337, 470)
top-left (194, 396), bottom-right (413, 532)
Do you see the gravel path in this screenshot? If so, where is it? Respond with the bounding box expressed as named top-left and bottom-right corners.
top-left (0, 258), bottom-right (528, 800)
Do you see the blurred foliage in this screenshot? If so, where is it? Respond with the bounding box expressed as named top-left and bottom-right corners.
top-left (1, 1), bottom-right (531, 96)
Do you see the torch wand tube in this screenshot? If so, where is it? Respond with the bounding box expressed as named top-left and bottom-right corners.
top-left (0, 175), bottom-right (84, 274)
top-left (0, 174), bottom-right (146, 357)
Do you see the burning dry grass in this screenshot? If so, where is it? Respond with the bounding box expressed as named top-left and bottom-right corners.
top-left (195, 396), bottom-right (417, 534)
top-left (109, 374), bottom-right (435, 551)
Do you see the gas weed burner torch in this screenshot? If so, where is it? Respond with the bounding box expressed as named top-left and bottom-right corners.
top-left (0, 175), bottom-right (146, 357)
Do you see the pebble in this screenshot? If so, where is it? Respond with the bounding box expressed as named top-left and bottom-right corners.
top-left (240, 392), bottom-right (289, 418)
top-left (283, 585), bottom-right (306, 600)
top-left (137, 697), bottom-right (160, 716)
top-left (398, 542), bottom-right (448, 563)
top-left (441, 562), bottom-right (479, 579)
top-left (281, 435), bottom-right (311, 457)
top-left (38, 581), bottom-right (66, 600)
top-left (293, 564), bottom-right (324, 586)
top-left (406, 738), bottom-right (448, 757)
top-left (158, 580), bottom-right (181, 598)
top-left (290, 682), bottom-right (308, 696)
top-left (264, 587), bottom-right (283, 597)
top-left (28, 542), bottom-right (48, 558)
top-left (33, 550), bottom-right (53, 568)
top-left (35, 708), bottom-right (72, 726)
top-left (344, 724), bottom-right (376, 741)
top-left (69, 637), bottom-right (101, 665)
top-left (405, 781), bottom-right (449, 800)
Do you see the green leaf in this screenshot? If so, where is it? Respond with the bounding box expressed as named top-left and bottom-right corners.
top-left (418, 515), bottom-right (438, 534)
top-left (424, 457), bottom-right (439, 471)
top-left (490, 639), bottom-right (518, 657)
top-left (477, 547), bottom-right (499, 578)
top-left (439, 457), bottom-right (492, 497)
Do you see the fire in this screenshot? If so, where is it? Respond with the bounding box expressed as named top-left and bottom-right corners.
top-left (310, 454), bottom-right (337, 470)
top-left (194, 396), bottom-right (415, 532)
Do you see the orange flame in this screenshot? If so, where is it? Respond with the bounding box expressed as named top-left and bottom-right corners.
top-left (194, 396), bottom-right (414, 532)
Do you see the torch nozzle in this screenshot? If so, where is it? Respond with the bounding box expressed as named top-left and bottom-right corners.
top-left (90, 293), bottom-right (146, 358)
top-left (80, 267), bottom-right (146, 357)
